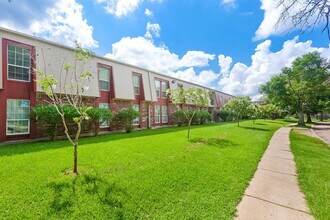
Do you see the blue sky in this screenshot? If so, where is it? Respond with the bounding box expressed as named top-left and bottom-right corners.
top-left (0, 0), bottom-right (329, 99)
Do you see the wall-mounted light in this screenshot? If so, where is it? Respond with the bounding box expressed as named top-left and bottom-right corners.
top-left (172, 80), bottom-right (176, 84)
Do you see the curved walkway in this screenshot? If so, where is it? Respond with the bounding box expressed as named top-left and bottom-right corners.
top-left (235, 127), bottom-right (314, 220)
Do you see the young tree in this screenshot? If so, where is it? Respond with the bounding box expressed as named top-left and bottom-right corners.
top-left (224, 96), bottom-right (251, 127)
top-left (167, 87), bottom-right (210, 139)
top-left (248, 103), bottom-right (261, 124)
top-left (260, 52), bottom-right (330, 126)
top-left (36, 45), bottom-right (93, 174)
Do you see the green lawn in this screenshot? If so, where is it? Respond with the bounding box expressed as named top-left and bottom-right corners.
top-left (0, 120), bottom-right (288, 219)
top-left (290, 131), bottom-right (330, 220)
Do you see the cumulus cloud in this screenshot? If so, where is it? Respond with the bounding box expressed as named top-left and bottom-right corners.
top-left (145, 22), bottom-right (161, 39)
top-left (254, 0), bottom-right (319, 40)
top-left (145, 8), bottom-right (153, 17)
top-left (218, 36), bottom-right (330, 100)
top-left (96, 0), bottom-right (162, 17)
top-left (105, 27), bottom-right (218, 86)
top-left (0, 0), bottom-right (98, 48)
top-left (179, 51), bottom-right (215, 68)
top-left (218, 54), bottom-right (233, 75)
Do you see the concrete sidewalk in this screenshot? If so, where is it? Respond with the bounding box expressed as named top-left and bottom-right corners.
top-left (235, 127), bottom-right (314, 220)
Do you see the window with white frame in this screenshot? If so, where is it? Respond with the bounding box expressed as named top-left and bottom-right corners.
top-left (133, 75), bottom-right (140, 95)
top-left (7, 45), bottom-right (31, 82)
top-left (161, 82), bottom-right (167, 98)
top-left (99, 103), bottom-right (110, 128)
top-left (155, 80), bottom-right (160, 98)
top-left (133, 104), bottom-right (140, 125)
top-left (162, 106), bottom-right (168, 123)
top-left (99, 67), bottom-right (110, 91)
top-left (6, 99), bottom-right (30, 135)
top-left (155, 105), bottom-right (160, 123)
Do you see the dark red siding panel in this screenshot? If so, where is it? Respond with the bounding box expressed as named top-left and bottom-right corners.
top-left (0, 39), bottom-right (36, 142)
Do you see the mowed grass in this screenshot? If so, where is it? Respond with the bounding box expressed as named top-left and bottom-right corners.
top-left (0, 120), bottom-right (288, 219)
top-left (290, 131), bottom-right (330, 220)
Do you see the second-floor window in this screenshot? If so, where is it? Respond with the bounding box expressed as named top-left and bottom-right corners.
top-left (8, 45), bottom-right (31, 82)
top-left (161, 82), bottom-right (167, 98)
top-left (155, 80), bottom-right (161, 98)
top-left (99, 67), bottom-right (110, 91)
top-left (133, 75), bottom-right (140, 95)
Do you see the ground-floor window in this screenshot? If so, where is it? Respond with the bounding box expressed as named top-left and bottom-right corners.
top-left (162, 106), bottom-right (168, 123)
top-left (6, 99), bottom-right (30, 135)
top-left (133, 104), bottom-right (140, 125)
top-left (155, 105), bottom-right (160, 123)
top-left (99, 103), bottom-right (110, 128)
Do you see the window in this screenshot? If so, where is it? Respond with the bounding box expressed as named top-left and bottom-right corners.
top-left (133, 75), bottom-right (140, 95)
top-left (162, 106), bottom-right (168, 123)
top-left (7, 45), bottom-right (31, 81)
top-left (99, 103), bottom-right (110, 128)
top-left (161, 82), bottom-right (167, 98)
top-left (155, 105), bottom-right (160, 123)
top-left (6, 99), bottom-right (30, 135)
top-left (133, 104), bottom-right (140, 125)
top-left (99, 67), bottom-right (110, 91)
top-left (155, 80), bottom-right (160, 98)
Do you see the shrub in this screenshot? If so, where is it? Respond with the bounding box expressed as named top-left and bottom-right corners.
top-left (218, 110), bottom-right (232, 122)
top-left (173, 109), bottom-right (187, 126)
top-left (118, 105), bottom-right (140, 133)
top-left (199, 111), bottom-right (212, 124)
top-left (87, 108), bottom-right (113, 136)
top-left (31, 105), bottom-right (62, 141)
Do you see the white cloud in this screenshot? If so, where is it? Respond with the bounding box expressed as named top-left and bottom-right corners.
top-left (105, 33), bottom-right (218, 86)
top-left (96, 0), bottom-right (162, 17)
top-left (218, 36), bottom-right (330, 100)
top-left (0, 0), bottom-right (98, 48)
top-left (179, 51), bottom-right (215, 68)
top-left (145, 8), bottom-right (153, 17)
top-left (254, 0), bottom-right (318, 40)
top-left (218, 54), bottom-right (232, 75)
top-left (145, 22), bottom-right (161, 39)
top-left (169, 68), bottom-right (219, 87)
top-left (221, 0), bottom-right (236, 9)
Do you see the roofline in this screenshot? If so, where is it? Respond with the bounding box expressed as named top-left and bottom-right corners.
top-left (0, 26), bottom-right (235, 98)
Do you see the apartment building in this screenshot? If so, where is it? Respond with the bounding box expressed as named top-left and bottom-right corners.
top-left (0, 27), bottom-right (234, 143)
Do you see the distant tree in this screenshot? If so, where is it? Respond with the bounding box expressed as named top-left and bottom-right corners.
top-left (36, 45), bottom-right (93, 174)
top-left (259, 104), bottom-right (279, 120)
top-left (260, 52), bottom-right (330, 126)
top-left (276, 0), bottom-right (330, 40)
top-left (167, 87), bottom-right (210, 139)
top-left (224, 96), bottom-right (251, 127)
top-left (248, 103), bottom-right (261, 124)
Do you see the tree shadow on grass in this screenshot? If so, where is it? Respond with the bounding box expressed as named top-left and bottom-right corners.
top-left (47, 173), bottom-right (127, 219)
top-left (188, 137), bottom-right (238, 149)
top-left (239, 126), bottom-right (270, 131)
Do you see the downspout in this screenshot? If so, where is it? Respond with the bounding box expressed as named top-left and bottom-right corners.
top-left (147, 70), bottom-right (153, 129)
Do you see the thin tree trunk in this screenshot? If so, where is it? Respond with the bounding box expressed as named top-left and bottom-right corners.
top-left (237, 114), bottom-right (240, 127)
top-left (306, 113), bottom-right (312, 123)
top-left (298, 111), bottom-right (305, 126)
top-left (320, 112), bottom-right (324, 121)
top-left (73, 122), bottom-right (82, 174)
